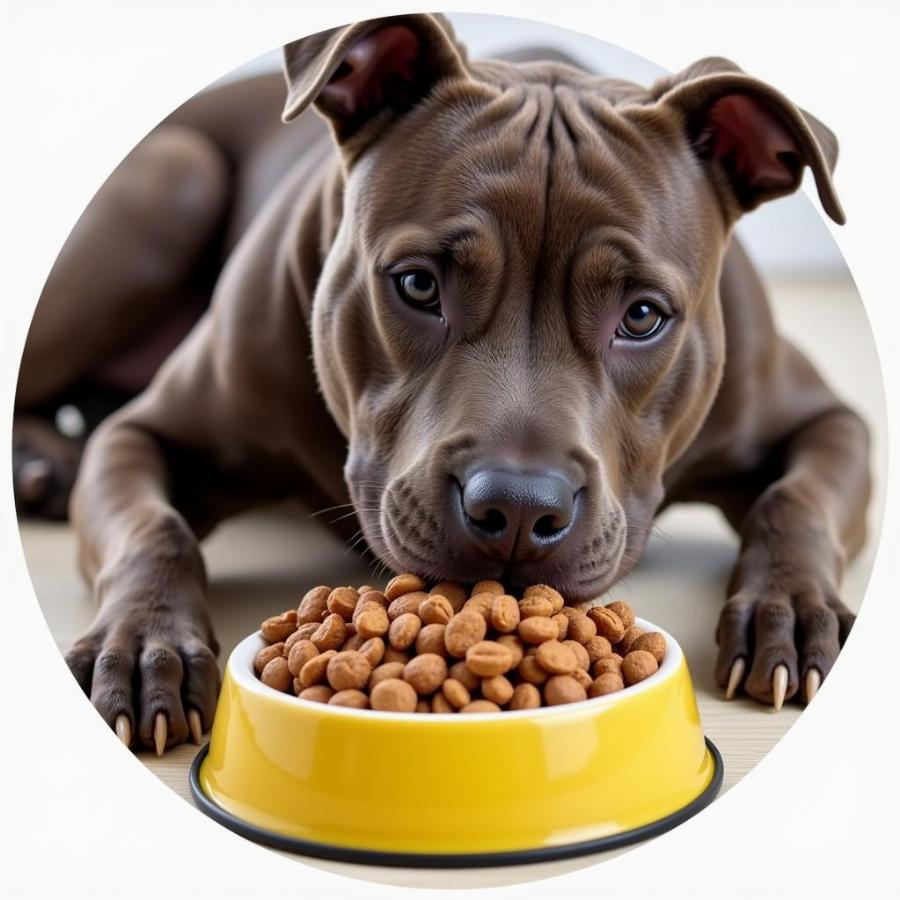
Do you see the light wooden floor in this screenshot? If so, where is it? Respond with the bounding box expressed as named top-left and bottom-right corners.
top-left (20, 277), bottom-right (885, 888)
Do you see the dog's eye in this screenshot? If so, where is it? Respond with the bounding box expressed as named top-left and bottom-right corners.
top-left (394, 270), bottom-right (441, 313)
top-left (616, 299), bottom-right (667, 340)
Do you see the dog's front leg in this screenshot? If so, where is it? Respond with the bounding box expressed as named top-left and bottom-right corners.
top-left (715, 407), bottom-right (871, 707)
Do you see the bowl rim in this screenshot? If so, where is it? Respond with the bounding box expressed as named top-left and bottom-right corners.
top-left (231, 616), bottom-right (683, 723)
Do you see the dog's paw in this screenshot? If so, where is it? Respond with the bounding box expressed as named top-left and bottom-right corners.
top-left (13, 414), bottom-right (83, 519)
top-left (713, 581), bottom-right (855, 708)
top-left (64, 596), bottom-right (220, 754)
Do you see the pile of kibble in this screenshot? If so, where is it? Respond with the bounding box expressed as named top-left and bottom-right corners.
top-left (253, 574), bottom-right (666, 712)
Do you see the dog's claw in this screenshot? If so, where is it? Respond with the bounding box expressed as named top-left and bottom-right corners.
top-left (188, 709), bottom-right (203, 745)
top-left (115, 714), bottom-right (132, 747)
top-left (725, 657), bottom-right (745, 700)
top-left (153, 712), bottom-right (167, 756)
top-left (772, 665), bottom-right (788, 711)
top-left (805, 668), bottom-right (821, 704)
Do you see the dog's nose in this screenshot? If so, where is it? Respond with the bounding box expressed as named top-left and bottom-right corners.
top-left (459, 468), bottom-right (578, 563)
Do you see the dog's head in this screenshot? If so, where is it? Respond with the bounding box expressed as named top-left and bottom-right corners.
top-left (282, 14), bottom-right (844, 599)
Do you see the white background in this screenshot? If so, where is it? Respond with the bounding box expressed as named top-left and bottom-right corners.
top-left (1, 1), bottom-right (897, 898)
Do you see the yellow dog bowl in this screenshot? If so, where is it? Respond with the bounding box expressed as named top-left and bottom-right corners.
top-left (190, 618), bottom-right (722, 867)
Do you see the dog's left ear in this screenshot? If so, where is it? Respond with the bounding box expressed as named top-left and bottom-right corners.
top-left (651, 58), bottom-right (845, 224)
top-left (282, 15), bottom-right (470, 150)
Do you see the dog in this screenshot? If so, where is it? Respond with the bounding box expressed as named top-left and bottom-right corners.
top-left (43, 14), bottom-right (869, 752)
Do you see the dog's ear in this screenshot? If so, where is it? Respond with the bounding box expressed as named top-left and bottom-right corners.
top-left (651, 58), bottom-right (845, 224)
top-left (282, 15), bottom-right (469, 148)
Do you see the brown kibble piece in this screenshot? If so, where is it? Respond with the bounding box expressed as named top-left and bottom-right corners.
top-left (261, 656), bottom-right (292, 692)
top-left (431, 692), bottom-right (455, 713)
top-left (510, 682), bottom-right (541, 710)
top-left (571, 668), bottom-right (593, 690)
top-left (518, 594), bottom-right (554, 618)
top-left (388, 612), bottom-right (422, 649)
top-left (460, 700), bottom-right (502, 713)
top-left (388, 591), bottom-right (428, 620)
top-left (465, 641), bottom-right (514, 677)
top-left (329, 689), bottom-right (369, 708)
top-left (518, 616), bottom-right (558, 644)
top-left (490, 594), bottom-right (521, 633)
top-left (619, 624), bottom-right (645, 655)
top-left (299, 685), bottom-right (334, 703)
top-left (369, 661), bottom-right (405, 689)
top-left (463, 593), bottom-right (494, 623)
top-left (523, 584), bottom-right (565, 614)
top-left (481, 674), bottom-right (514, 705)
top-left (622, 650), bottom-right (658, 685)
top-left (254, 642), bottom-right (285, 674)
top-left (260, 610), bottom-right (299, 643)
top-left (592, 657), bottom-right (622, 678)
top-left (606, 600), bottom-right (635, 629)
top-left (297, 586), bottom-right (330, 624)
top-left (562, 610), bottom-right (597, 644)
top-left (590, 672), bottom-right (625, 696)
top-left (632, 631), bottom-right (667, 664)
top-left (518, 655), bottom-right (549, 685)
top-left (448, 661), bottom-right (480, 691)
top-left (416, 699), bottom-right (431, 713)
top-left (420, 594), bottom-right (454, 625)
top-left (415, 623), bottom-right (447, 657)
top-left (497, 635), bottom-right (524, 669)
top-left (327, 586), bottom-right (358, 620)
top-left (471, 580), bottom-right (504, 596)
top-left (359, 636), bottom-right (385, 668)
top-left (442, 678), bottom-right (471, 709)
top-left (535, 639), bottom-right (578, 675)
top-left (283, 630), bottom-right (306, 652)
top-left (563, 640), bottom-right (591, 671)
top-left (299, 649), bottom-right (338, 687)
top-left (444, 609), bottom-right (487, 657)
top-left (583, 635), bottom-right (613, 664)
top-left (551, 613), bottom-right (569, 640)
top-left (295, 622), bottom-right (320, 641)
top-left (356, 606), bottom-right (390, 639)
top-left (544, 674), bottom-right (588, 706)
top-left (292, 676), bottom-right (303, 695)
top-left (326, 650), bottom-right (372, 691)
top-left (383, 646), bottom-right (410, 665)
top-left (430, 581), bottom-right (467, 612)
top-left (287, 639), bottom-right (319, 676)
top-left (588, 606), bottom-right (626, 643)
top-left (385, 573), bottom-right (427, 601)
top-left (403, 654), bottom-right (448, 694)
top-left (311, 613), bottom-right (346, 651)
top-left (370, 678), bottom-right (417, 712)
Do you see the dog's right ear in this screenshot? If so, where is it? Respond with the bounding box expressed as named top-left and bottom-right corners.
top-left (282, 15), bottom-right (470, 149)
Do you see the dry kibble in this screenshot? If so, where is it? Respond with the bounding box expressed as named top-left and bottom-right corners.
top-left (388, 592), bottom-right (428, 620)
top-left (619, 625), bottom-right (645, 655)
top-left (353, 591), bottom-right (387, 623)
top-left (254, 642), bottom-right (285, 674)
top-left (311, 614), bottom-right (346, 651)
top-left (356, 606), bottom-right (390, 639)
top-left (490, 595), bottom-right (521, 633)
top-left (357, 585), bottom-right (377, 596)
top-left (466, 641), bottom-right (514, 677)
top-left (370, 678), bottom-right (417, 712)
top-left (388, 612), bottom-right (422, 650)
top-left (283, 630), bottom-right (306, 652)
top-left (481, 674), bottom-right (514, 705)
top-left (295, 622), bottom-right (320, 641)
top-left (260, 610), bottom-right (299, 643)
top-left (563, 640), bottom-right (591, 671)
top-left (403, 654), bottom-right (448, 694)
top-left (432, 692), bottom-right (455, 713)
top-left (327, 651), bottom-right (372, 691)
top-left (535, 639), bottom-right (578, 675)
top-left (430, 581), bottom-right (467, 612)
top-left (359, 637), bottom-right (385, 668)
top-left (297, 586), bottom-right (331, 624)
top-left (590, 672), bottom-right (625, 696)
top-left (523, 584), bottom-right (565, 614)
top-left (518, 655), bottom-right (549, 685)
top-left (419, 594), bottom-right (454, 625)
top-left (261, 656), bottom-right (292, 692)
top-left (329, 689), bottom-right (369, 708)
top-left (448, 660), bottom-right (480, 691)
top-left (369, 661), bottom-right (406, 689)
top-left (342, 633), bottom-right (365, 651)
top-left (442, 678), bottom-right (471, 709)
top-left (518, 616), bottom-right (558, 644)
top-left (444, 609), bottom-right (487, 657)
top-left (287, 639), bottom-right (319, 677)
top-left (497, 635), bottom-right (524, 669)
top-left (622, 650), bottom-right (658, 685)
top-left (383, 646), bottom-right (411, 665)
top-left (544, 674), bottom-right (588, 706)
top-left (571, 668), bottom-right (594, 691)
top-left (583, 635), bottom-right (613, 664)
top-left (415, 623), bottom-right (447, 657)
top-left (632, 631), bottom-right (667, 664)
top-left (471, 580), bottom-right (504, 596)
top-left (461, 700), bottom-right (502, 713)
top-left (519, 594), bottom-right (554, 619)
top-left (463, 593), bottom-right (495, 623)
top-left (292, 676), bottom-right (303, 695)
top-left (416, 699), bottom-right (431, 714)
top-left (385, 573), bottom-right (427, 602)
top-left (510, 682), bottom-right (542, 710)
top-left (562, 610), bottom-right (597, 644)
top-left (299, 685), bottom-right (334, 703)
top-left (592, 656), bottom-right (622, 678)
top-left (588, 606), bottom-right (626, 644)
top-left (551, 612), bottom-right (569, 640)
top-left (299, 649), bottom-right (338, 687)
top-left (327, 586), bottom-right (358, 620)
top-left (606, 600), bottom-right (635, 629)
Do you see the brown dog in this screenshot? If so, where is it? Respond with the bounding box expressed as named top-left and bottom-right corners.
top-left (44, 14), bottom-right (868, 752)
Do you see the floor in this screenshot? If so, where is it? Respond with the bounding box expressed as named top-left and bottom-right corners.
top-left (19, 276), bottom-right (886, 888)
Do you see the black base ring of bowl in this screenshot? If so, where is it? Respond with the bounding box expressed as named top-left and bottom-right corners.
top-left (189, 737), bottom-right (723, 869)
